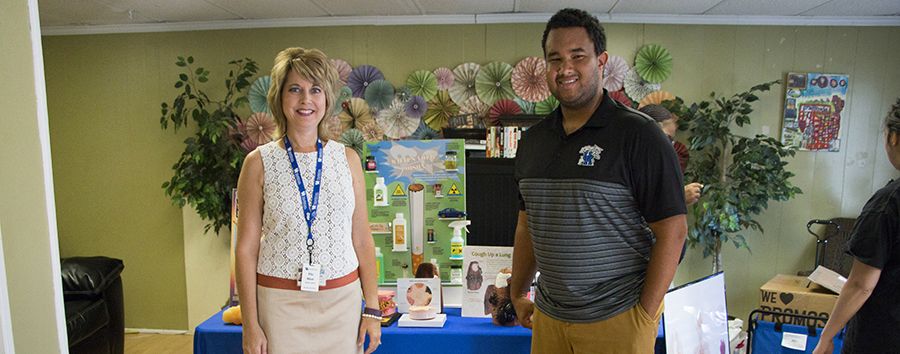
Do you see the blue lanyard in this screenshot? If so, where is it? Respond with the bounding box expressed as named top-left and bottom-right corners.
top-left (283, 136), bottom-right (324, 264)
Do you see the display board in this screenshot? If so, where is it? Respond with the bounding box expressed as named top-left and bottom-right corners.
top-left (664, 272), bottom-right (729, 354)
top-left (364, 139), bottom-right (467, 283)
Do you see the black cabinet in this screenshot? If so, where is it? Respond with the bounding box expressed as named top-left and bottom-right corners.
top-left (465, 157), bottom-right (518, 247)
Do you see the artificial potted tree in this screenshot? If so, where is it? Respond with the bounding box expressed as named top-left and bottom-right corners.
top-left (159, 56), bottom-right (260, 234)
top-left (665, 80), bottom-right (803, 272)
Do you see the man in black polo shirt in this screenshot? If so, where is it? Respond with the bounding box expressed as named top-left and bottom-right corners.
top-left (509, 8), bottom-right (688, 353)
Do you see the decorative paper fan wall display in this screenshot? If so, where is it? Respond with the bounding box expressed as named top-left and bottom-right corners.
top-left (623, 67), bottom-right (660, 104)
top-left (377, 100), bottom-right (419, 140)
top-left (476, 61), bottom-right (515, 106)
top-left (364, 79), bottom-right (394, 111)
top-left (338, 97), bottom-right (375, 131)
top-left (339, 128), bottom-right (366, 156)
top-left (460, 95), bottom-right (490, 120)
top-left (331, 59), bottom-right (352, 87)
top-left (610, 90), bottom-right (633, 108)
top-left (405, 95), bottom-right (428, 119)
top-left (246, 112), bottom-right (276, 145)
top-left (634, 44), bottom-right (674, 83)
top-left (249, 76), bottom-right (272, 115)
top-left (348, 65), bottom-right (384, 98)
top-left (423, 90), bottom-right (459, 131)
top-left (512, 57), bottom-right (550, 103)
top-left (408, 119), bottom-right (441, 140)
top-left (534, 95), bottom-right (559, 115)
top-left (489, 99), bottom-right (523, 126)
top-left (395, 86), bottom-right (412, 102)
top-left (603, 55), bottom-right (628, 92)
top-left (407, 70), bottom-right (439, 101)
top-left (433, 67), bottom-right (455, 91)
top-left (450, 63), bottom-right (480, 105)
top-left (639, 90), bottom-right (676, 109)
top-left (514, 97), bottom-right (536, 115)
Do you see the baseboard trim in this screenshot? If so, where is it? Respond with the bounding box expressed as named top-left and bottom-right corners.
top-left (125, 328), bottom-right (190, 335)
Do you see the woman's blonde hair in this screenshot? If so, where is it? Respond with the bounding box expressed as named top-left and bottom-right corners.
top-left (266, 47), bottom-right (339, 141)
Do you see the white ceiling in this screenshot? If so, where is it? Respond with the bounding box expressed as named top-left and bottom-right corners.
top-left (38, 0), bottom-right (900, 35)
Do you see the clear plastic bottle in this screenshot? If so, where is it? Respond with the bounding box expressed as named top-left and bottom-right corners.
top-left (375, 247), bottom-right (385, 284)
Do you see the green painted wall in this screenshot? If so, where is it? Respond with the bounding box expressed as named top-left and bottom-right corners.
top-left (1, 0), bottom-right (66, 351)
top-left (43, 23), bottom-right (900, 329)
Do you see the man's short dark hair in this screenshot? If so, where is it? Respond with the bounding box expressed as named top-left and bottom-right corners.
top-left (639, 104), bottom-right (674, 123)
top-left (542, 8), bottom-right (607, 57)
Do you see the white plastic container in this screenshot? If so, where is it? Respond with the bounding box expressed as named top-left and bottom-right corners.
top-left (392, 213), bottom-right (407, 252)
top-left (373, 177), bottom-right (388, 206)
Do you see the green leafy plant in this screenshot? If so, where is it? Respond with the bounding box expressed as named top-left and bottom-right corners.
top-left (665, 80), bottom-right (802, 272)
top-left (159, 56), bottom-right (259, 234)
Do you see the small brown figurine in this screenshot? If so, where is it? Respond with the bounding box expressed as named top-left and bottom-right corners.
top-left (488, 268), bottom-right (520, 326)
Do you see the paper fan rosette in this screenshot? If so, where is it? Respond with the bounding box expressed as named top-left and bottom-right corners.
top-left (405, 95), bottom-right (428, 119)
top-left (489, 99), bottom-right (523, 126)
top-left (347, 65), bottom-right (384, 98)
top-left (603, 55), bottom-right (628, 92)
top-left (449, 63), bottom-right (480, 105)
top-left (422, 90), bottom-right (459, 131)
top-left (433, 67), bottom-right (455, 91)
top-left (460, 96), bottom-right (490, 120)
top-left (249, 76), bottom-right (272, 115)
top-left (535, 95), bottom-right (559, 115)
top-left (514, 97), bottom-right (536, 115)
top-left (331, 59), bottom-right (352, 87)
top-left (333, 86), bottom-right (353, 115)
top-left (512, 57), bottom-right (550, 103)
top-left (407, 70), bottom-right (439, 101)
top-left (339, 129), bottom-right (366, 157)
top-left (246, 112), bottom-right (276, 144)
top-left (364, 79), bottom-right (394, 111)
top-left (623, 67), bottom-right (660, 104)
top-left (639, 90), bottom-right (676, 109)
top-left (610, 90), bottom-right (633, 108)
top-left (408, 120), bottom-right (441, 140)
top-left (338, 97), bottom-right (375, 131)
top-left (359, 122), bottom-right (384, 141)
top-left (377, 100), bottom-right (418, 140)
top-left (323, 114), bottom-right (345, 141)
top-left (475, 61), bottom-right (515, 106)
top-left (634, 44), bottom-right (673, 83)
top-left (395, 86), bottom-right (413, 102)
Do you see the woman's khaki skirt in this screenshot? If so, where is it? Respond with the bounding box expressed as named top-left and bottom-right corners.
top-left (258, 279), bottom-right (363, 354)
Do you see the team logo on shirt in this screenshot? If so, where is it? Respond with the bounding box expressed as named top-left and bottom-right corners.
top-left (578, 145), bottom-right (603, 166)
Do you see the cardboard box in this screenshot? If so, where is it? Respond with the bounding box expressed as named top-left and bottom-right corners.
top-left (758, 274), bottom-right (838, 328)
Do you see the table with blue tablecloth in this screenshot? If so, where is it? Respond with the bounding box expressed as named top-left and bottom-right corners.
top-left (194, 307), bottom-right (664, 354)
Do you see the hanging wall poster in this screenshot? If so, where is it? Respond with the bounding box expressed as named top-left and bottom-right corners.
top-left (461, 246), bottom-right (513, 318)
top-left (363, 139), bottom-right (466, 284)
top-left (781, 72), bottom-right (849, 152)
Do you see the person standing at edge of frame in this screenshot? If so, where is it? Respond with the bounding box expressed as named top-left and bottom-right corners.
top-left (235, 47), bottom-right (381, 354)
top-left (509, 8), bottom-right (688, 354)
top-left (813, 99), bottom-right (900, 354)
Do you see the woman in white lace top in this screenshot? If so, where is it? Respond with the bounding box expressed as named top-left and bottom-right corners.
top-left (235, 47), bottom-right (381, 354)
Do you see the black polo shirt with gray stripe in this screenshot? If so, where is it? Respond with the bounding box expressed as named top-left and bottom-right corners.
top-left (514, 89), bottom-right (686, 323)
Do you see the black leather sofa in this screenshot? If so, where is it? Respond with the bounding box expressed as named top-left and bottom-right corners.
top-left (61, 256), bottom-right (124, 354)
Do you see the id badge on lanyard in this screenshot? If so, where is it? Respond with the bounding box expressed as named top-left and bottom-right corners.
top-left (284, 136), bottom-right (325, 291)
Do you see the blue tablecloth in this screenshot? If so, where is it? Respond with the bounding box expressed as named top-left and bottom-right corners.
top-left (194, 307), bottom-right (664, 354)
